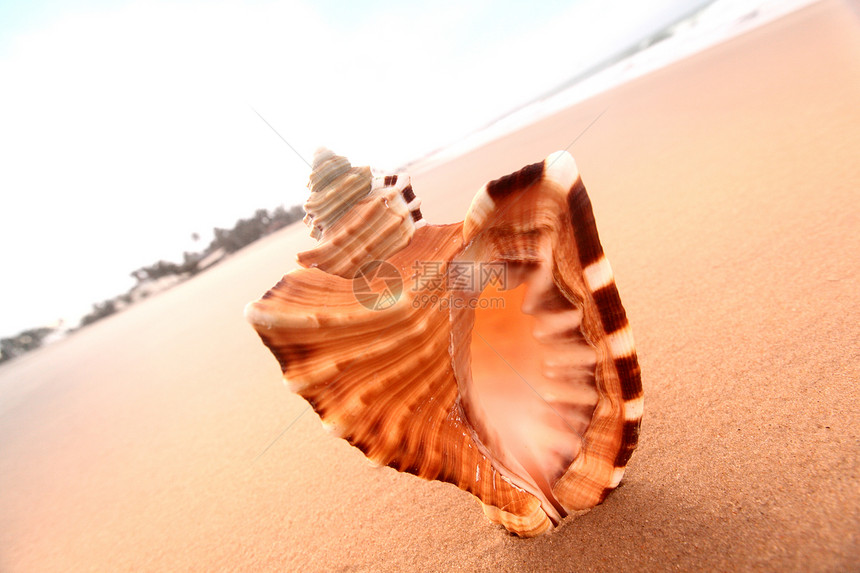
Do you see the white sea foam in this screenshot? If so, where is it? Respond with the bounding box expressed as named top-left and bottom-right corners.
top-left (407, 0), bottom-right (821, 172)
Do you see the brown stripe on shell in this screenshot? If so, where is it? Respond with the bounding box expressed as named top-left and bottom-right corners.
top-left (400, 184), bottom-right (424, 224)
top-left (614, 354), bottom-right (643, 400)
top-left (614, 420), bottom-right (641, 467)
top-left (566, 178), bottom-right (605, 268)
top-left (591, 283), bottom-right (630, 335)
top-left (486, 161), bottom-right (544, 200)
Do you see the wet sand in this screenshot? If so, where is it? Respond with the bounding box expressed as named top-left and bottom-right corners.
top-left (1, 0), bottom-right (858, 570)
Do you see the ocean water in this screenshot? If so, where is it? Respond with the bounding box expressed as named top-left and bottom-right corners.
top-left (407, 0), bottom-right (821, 171)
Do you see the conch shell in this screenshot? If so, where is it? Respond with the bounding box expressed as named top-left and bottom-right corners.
top-left (245, 149), bottom-right (642, 537)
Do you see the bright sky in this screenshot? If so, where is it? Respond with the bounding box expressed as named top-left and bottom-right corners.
top-left (0, 0), bottom-right (708, 338)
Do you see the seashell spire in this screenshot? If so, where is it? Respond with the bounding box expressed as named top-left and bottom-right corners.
top-left (303, 148), bottom-right (373, 240)
top-left (297, 148), bottom-right (425, 278)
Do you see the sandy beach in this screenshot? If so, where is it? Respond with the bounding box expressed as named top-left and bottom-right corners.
top-left (1, 0), bottom-right (858, 570)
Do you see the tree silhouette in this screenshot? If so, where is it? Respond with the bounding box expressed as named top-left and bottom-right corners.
top-left (79, 300), bottom-right (118, 327)
top-left (1, 203), bottom-right (309, 364)
top-left (0, 327), bottom-right (55, 364)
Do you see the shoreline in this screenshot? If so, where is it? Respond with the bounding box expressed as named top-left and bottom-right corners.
top-left (403, 0), bottom-right (823, 174)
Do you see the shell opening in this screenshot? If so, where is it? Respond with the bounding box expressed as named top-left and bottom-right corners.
top-left (451, 189), bottom-right (600, 524)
